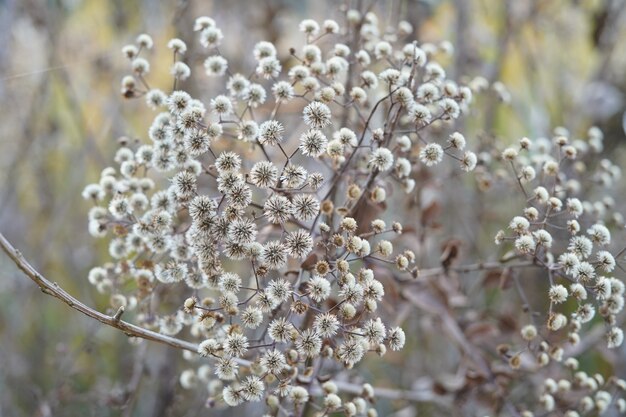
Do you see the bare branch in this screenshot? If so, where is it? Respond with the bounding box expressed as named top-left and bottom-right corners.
top-left (399, 260), bottom-right (537, 283)
top-left (0, 232), bottom-right (200, 353)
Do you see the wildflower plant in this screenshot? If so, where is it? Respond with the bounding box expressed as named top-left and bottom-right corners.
top-left (489, 128), bottom-right (626, 415)
top-left (82, 9), bottom-right (479, 414)
top-left (70, 6), bottom-right (626, 417)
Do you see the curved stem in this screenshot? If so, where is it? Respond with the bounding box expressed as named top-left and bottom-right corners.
top-left (0, 232), bottom-right (199, 353)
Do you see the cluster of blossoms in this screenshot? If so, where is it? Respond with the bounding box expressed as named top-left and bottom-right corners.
top-left (82, 9), bottom-right (482, 415)
top-left (491, 128), bottom-right (626, 416)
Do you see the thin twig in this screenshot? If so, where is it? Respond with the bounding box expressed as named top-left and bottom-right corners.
top-left (0, 232), bottom-right (200, 353)
top-left (399, 260), bottom-right (537, 282)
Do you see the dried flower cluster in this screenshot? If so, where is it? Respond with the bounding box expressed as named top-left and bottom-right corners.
top-left (78, 7), bottom-right (626, 417)
top-left (82, 9), bottom-right (480, 415)
top-left (490, 128), bottom-right (626, 415)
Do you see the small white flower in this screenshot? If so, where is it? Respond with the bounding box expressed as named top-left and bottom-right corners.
top-left (170, 61), bottom-right (190, 80)
top-left (572, 261), bottom-right (595, 283)
top-left (258, 120), bottom-right (284, 146)
top-left (548, 284), bottom-right (568, 304)
top-left (448, 132), bottom-right (466, 150)
top-left (303, 101), bottom-right (332, 129)
top-left (299, 19), bottom-right (320, 36)
top-left (194, 16), bottom-right (215, 31)
top-left (419, 143), bottom-right (443, 166)
top-left (533, 229), bottom-right (553, 248)
top-left (509, 216), bottom-right (530, 233)
top-left (253, 41), bottom-right (277, 60)
top-left (167, 38), bottom-right (187, 54)
top-left (587, 224), bottom-right (611, 245)
top-left (520, 324), bottom-right (537, 341)
top-left (515, 235), bottom-right (536, 254)
top-left (568, 236), bottom-right (593, 259)
top-left (460, 151), bottom-right (477, 172)
top-left (299, 130), bottom-right (328, 157)
top-left (369, 148), bottom-right (394, 171)
top-left (199, 27), bottom-right (223, 48)
top-left (387, 326), bottom-right (406, 350)
top-left (256, 56), bottom-right (281, 79)
top-left (204, 55), bottom-right (228, 76)
top-left (607, 327), bottom-right (624, 349)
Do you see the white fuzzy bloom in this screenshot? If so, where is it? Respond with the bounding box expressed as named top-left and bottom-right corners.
top-left (595, 276), bottom-right (612, 300)
top-left (253, 41), bottom-right (276, 61)
top-left (570, 283), bottom-right (587, 300)
top-left (509, 216), bottom-right (530, 233)
top-left (210, 95), bottom-right (233, 115)
top-left (323, 19), bottom-right (340, 33)
top-left (543, 160), bottom-right (559, 176)
top-left (241, 376), bottom-right (265, 401)
top-left (533, 229), bottom-right (553, 248)
top-left (572, 261), bottom-right (595, 283)
top-left (200, 27), bottom-right (223, 48)
top-left (170, 62), bottom-right (191, 80)
top-left (515, 235), bottom-right (536, 254)
top-left (136, 33), bottom-right (153, 49)
top-left (204, 55), bottom-right (228, 76)
top-left (520, 324), bottom-right (537, 341)
top-left (299, 130), bottom-right (327, 157)
top-left (596, 250), bottom-right (615, 272)
top-left (448, 132), bottom-right (466, 150)
top-left (289, 386), bottom-right (309, 404)
top-left (419, 143), bottom-right (443, 166)
top-left (194, 16), bottom-right (215, 31)
top-left (409, 104), bottom-right (432, 126)
top-left (460, 151), bottom-right (477, 172)
top-left (587, 224), bottom-right (611, 245)
top-left (607, 327), bottom-right (624, 349)
top-left (568, 236), bottom-right (593, 259)
top-left (548, 284), bottom-right (568, 304)
top-left (533, 186), bottom-right (550, 203)
top-left (167, 38), bottom-right (187, 54)
top-left (256, 56), bottom-right (281, 79)
top-left (131, 58), bottom-right (150, 75)
top-left (369, 148), bottom-right (394, 171)
top-left (387, 326), bottom-right (406, 350)
top-left (417, 83), bottom-right (440, 103)
top-left (258, 120), bottom-right (284, 146)
top-left (299, 19), bottom-right (320, 36)
top-left (395, 157), bottom-right (412, 178)
top-left (198, 338), bottom-right (220, 357)
top-left (374, 41), bottom-right (392, 58)
top-left (313, 313), bottom-right (340, 338)
top-left (222, 386), bottom-right (243, 406)
top-left (520, 166), bottom-right (536, 182)
top-left (303, 101), bottom-right (332, 129)
top-left (308, 276), bottom-right (331, 302)
top-left (260, 349), bottom-right (287, 373)
top-left (566, 198), bottom-right (583, 217)
top-left (222, 333), bottom-right (249, 357)
top-left (439, 98), bottom-right (460, 119)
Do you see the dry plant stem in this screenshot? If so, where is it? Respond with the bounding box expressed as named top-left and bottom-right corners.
top-left (0, 232), bottom-right (199, 353)
top-left (398, 260), bottom-right (537, 282)
top-left (0, 232), bottom-right (441, 405)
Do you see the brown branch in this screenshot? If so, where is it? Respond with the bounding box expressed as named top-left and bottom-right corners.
top-left (0, 232), bottom-right (199, 353)
top-left (399, 260), bottom-right (537, 282)
top-left (402, 288), bottom-right (491, 377)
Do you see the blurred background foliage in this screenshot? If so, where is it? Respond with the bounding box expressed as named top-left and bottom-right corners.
top-left (0, 0), bottom-right (625, 416)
